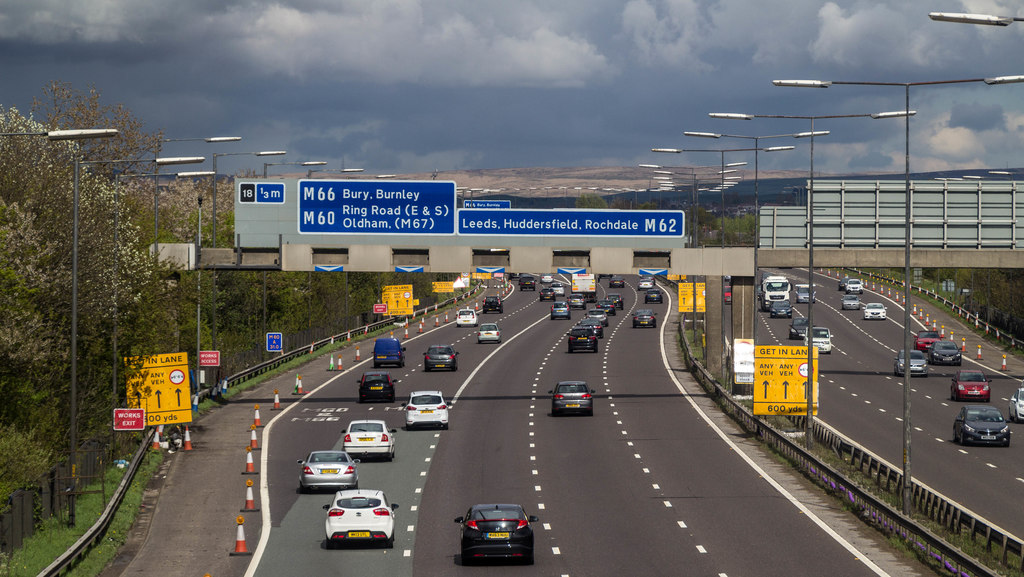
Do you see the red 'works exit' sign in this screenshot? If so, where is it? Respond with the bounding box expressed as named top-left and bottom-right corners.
top-left (113, 408), bottom-right (146, 431)
top-left (373, 303), bottom-right (388, 314)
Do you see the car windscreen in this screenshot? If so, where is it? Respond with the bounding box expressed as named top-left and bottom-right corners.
top-left (966, 409), bottom-right (1003, 422)
top-left (362, 375), bottom-right (390, 384)
top-left (959, 372), bottom-right (986, 382)
top-left (933, 341), bottom-right (957, 350)
top-left (812, 328), bottom-right (829, 337)
top-left (919, 332), bottom-right (940, 339)
top-left (765, 281), bottom-right (788, 291)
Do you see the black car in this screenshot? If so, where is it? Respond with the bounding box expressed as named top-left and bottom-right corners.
top-left (953, 405), bottom-right (1011, 446)
top-left (595, 299), bottom-right (617, 316)
top-left (357, 371), bottom-right (397, 403)
top-left (567, 326), bottom-right (599, 353)
top-left (788, 317), bottom-right (808, 340)
top-left (929, 340), bottom-right (962, 365)
top-left (518, 275), bottom-right (536, 291)
top-left (632, 309), bottom-right (657, 328)
top-left (423, 344), bottom-right (458, 372)
top-left (538, 288), bottom-right (556, 301)
top-left (577, 318), bottom-right (604, 338)
top-left (644, 289), bottom-right (663, 304)
top-left (482, 296), bottom-right (503, 313)
top-left (770, 300), bottom-right (793, 318)
top-left (607, 293), bottom-right (624, 309)
top-left (609, 276), bottom-right (625, 288)
top-left (456, 504), bottom-right (537, 565)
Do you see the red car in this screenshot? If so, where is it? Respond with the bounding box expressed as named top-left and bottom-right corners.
top-left (913, 330), bottom-right (941, 352)
top-left (951, 369), bottom-right (991, 402)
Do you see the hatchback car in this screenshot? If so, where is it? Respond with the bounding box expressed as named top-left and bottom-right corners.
top-left (323, 489), bottom-right (398, 548)
top-left (538, 288), bottom-right (556, 301)
top-left (577, 318), bottom-right (605, 338)
top-left (482, 296), bottom-right (503, 313)
top-left (928, 340), bottom-right (962, 365)
top-left (845, 279), bottom-right (864, 294)
top-left (894, 349), bottom-right (927, 377)
top-left (1008, 387), bottom-right (1024, 422)
top-left (770, 300), bottom-right (793, 318)
top-left (788, 317), bottom-right (808, 340)
top-left (595, 299), bottom-right (617, 315)
top-left (567, 326), bottom-right (599, 353)
top-left (862, 302), bottom-right (887, 320)
top-left (638, 277), bottom-right (655, 290)
top-left (423, 344), bottom-right (458, 372)
top-left (455, 308), bottom-right (479, 327)
top-left (550, 301), bottom-right (571, 320)
top-left (540, 274), bottom-right (553, 284)
top-left (914, 330), bottom-right (941, 352)
top-left (633, 308), bottom-right (657, 328)
top-left (357, 371), bottom-right (398, 403)
top-left (549, 381), bottom-right (595, 416)
top-left (568, 293), bottom-right (586, 309)
top-left (518, 275), bottom-right (536, 291)
top-left (841, 294), bottom-right (861, 310)
top-left (404, 391), bottom-right (450, 430)
top-left (953, 405), bottom-right (1010, 446)
top-left (951, 369), bottom-right (991, 402)
top-left (586, 308), bottom-right (608, 326)
top-left (550, 281), bottom-right (566, 295)
top-left (343, 420), bottom-right (396, 461)
top-left (794, 284), bottom-right (816, 304)
top-left (807, 327), bottom-right (833, 354)
top-left (644, 289), bottom-right (663, 304)
top-left (838, 276), bottom-right (850, 290)
top-left (609, 276), bottom-right (625, 288)
top-left (477, 323), bottom-right (501, 344)
top-left (607, 293), bottom-right (624, 309)
top-left (456, 504), bottom-right (537, 565)
top-left (298, 450), bottom-right (359, 492)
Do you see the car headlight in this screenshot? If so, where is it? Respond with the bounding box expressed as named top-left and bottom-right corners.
top-left (963, 423), bottom-right (976, 432)
top-left (1000, 426), bottom-right (1010, 434)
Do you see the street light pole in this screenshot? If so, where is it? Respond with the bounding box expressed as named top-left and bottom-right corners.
top-left (774, 72), bottom-right (1024, 513)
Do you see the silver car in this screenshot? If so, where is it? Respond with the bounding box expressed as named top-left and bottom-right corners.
top-left (549, 381), bottom-right (595, 416)
top-left (841, 294), bottom-right (861, 310)
top-left (298, 450), bottom-right (359, 492)
top-left (1009, 388), bottom-right (1024, 423)
top-left (586, 309), bottom-right (608, 327)
top-left (894, 349), bottom-right (928, 378)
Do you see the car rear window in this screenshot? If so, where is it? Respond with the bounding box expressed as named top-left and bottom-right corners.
top-left (427, 345), bottom-right (452, 354)
top-left (472, 507), bottom-right (526, 521)
top-left (337, 497), bottom-right (382, 509)
top-left (362, 375), bottom-right (390, 385)
top-left (556, 383), bottom-right (589, 393)
top-left (311, 452), bottom-right (350, 463)
top-left (411, 395), bottom-right (442, 405)
top-left (350, 422), bottom-right (384, 433)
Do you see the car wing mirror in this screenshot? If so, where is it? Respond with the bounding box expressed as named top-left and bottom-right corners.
top-left (389, 428), bottom-right (397, 433)
top-left (323, 504), bottom-right (332, 510)
top-left (297, 459), bottom-right (305, 464)
top-left (392, 503), bottom-right (400, 511)
top-left (454, 516), bottom-right (464, 523)
top-left (528, 515), bottom-right (539, 522)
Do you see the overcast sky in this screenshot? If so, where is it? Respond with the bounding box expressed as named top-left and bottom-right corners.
top-left (1, 0), bottom-right (1022, 178)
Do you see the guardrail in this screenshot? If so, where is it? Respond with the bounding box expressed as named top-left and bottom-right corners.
top-left (662, 275), bottom-right (1015, 576)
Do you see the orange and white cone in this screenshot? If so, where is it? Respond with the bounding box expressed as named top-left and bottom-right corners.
top-left (230, 516), bottom-right (252, 556)
top-left (293, 375), bottom-right (305, 395)
top-left (1002, 355), bottom-right (1007, 371)
top-left (241, 479), bottom-right (259, 512)
top-left (418, 321), bottom-right (423, 334)
top-left (435, 315), bottom-right (439, 327)
top-left (346, 331), bottom-right (351, 342)
top-left (152, 425), bottom-right (163, 450)
top-left (272, 389), bottom-right (281, 410)
top-left (445, 311), bottom-right (449, 323)
top-left (243, 447), bottom-right (257, 475)
top-left (355, 346), bottom-right (361, 362)
top-left (253, 405), bottom-right (262, 428)
top-left (336, 354), bottom-right (343, 372)
top-left (977, 345), bottom-right (982, 360)
top-left (249, 426), bottom-right (259, 450)
top-left (404, 326), bottom-right (409, 339)
top-left (183, 426), bottom-right (193, 451)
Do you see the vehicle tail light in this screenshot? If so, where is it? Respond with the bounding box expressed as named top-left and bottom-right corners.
top-left (344, 466), bottom-right (355, 474)
top-left (302, 466), bottom-right (314, 475)
top-left (581, 393), bottom-right (591, 399)
top-left (373, 507), bottom-right (392, 516)
top-left (466, 520), bottom-right (479, 530)
top-left (448, 354), bottom-right (455, 360)
top-left (438, 404), bottom-right (447, 409)
top-left (381, 433), bottom-right (389, 442)
top-left (515, 520), bottom-right (529, 530)
top-left (328, 509), bottom-right (345, 517)
top-left (553, 394), bottom-right (564, 399)
top-left (344, 434), bottom-right (352, 443)
top-left (406, 405), bottom-right (416, 411)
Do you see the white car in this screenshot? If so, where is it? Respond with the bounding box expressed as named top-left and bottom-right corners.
top-left (638, 277), bottom-right (655, 290)
top-left (404, 390), bottom-right (450, 430)
top-left (863, 302), bottom-right (887, 320)
top-left (477, 322), bottom-right (501, 343)
top-left (586, 309), bottom-right (608, 326)
top-left (550, 281), bottom-right (565, 295)
top-left (323, 489), bottom-right (398, 549)
top-left (805, 326), bottom-right (833, 354)
top-left (455, 308), bottom-right (478, 327)
top-left (540, 274), bottom-right (554, 284)
top-left (845, 279), bottom-right (864, 294)
top-left (1009, 388), bottom-right (1024, 422)
top-left (343, 420), bottom-right (396, 461)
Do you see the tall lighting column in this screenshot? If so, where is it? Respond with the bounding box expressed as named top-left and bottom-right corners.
top-left (774, 73), bottom-right (1023, 513)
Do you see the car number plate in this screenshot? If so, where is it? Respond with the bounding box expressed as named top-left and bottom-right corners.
top-left (376, 355), bottom-right (386, 359)
top-left (320, 469), bottom-right (339, 474)
top-left (358, 437), bottom-right (375, 442)
top-left (486, 532), bottom-right (510, 539)
top-left (566, 403), bottom-right (580, 408)
top-left (969, 390), bottom-right (979, 395)
top-left (370, 386), bottom-right (383, 390)
top-left (421, 409), bottom-right (434, 413)
top-left (981, 435), bottom-right (996, 440)
top-left (348, 531), bottom-right (372, 538)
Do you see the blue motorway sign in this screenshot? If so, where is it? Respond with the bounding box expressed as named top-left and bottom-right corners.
top-left (297, 180), bottom-right (456, 235)
top-left (266, 332), bottom-right (283, 352)
top-left (239, 182), bottom-right (285, 204)
top-left (458, 209), bottom-right (685, 237)
top-left (395, 266), bottom-right (424, 273)
top-left (464, 199), bottom-right (511, 209)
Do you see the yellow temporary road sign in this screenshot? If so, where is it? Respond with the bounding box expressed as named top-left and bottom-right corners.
top-left (678, 282), bottom-right (706, 313)
top-left (752, 345), bottom-right (819, 416)
top-left (124, 352), bottom-right (193, 426)
top-left (382, 284), bottom-right (414, 315)
top-left (432, 281), bottom-right (455, 293)
top-left (668, 274), bottom-right (687, 281)
top-left (471, 272), bottom-right (492, 280)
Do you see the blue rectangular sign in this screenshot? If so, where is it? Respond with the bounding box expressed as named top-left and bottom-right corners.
top-left (458, 209), bottom-right (685, 237)
top-left (464, 199), bottom-right (511, 209)
top-left (266, 332), bottom-right (283, 352)
top-left (239, 182), bottom-right (285, 204)
top-left (297, 180), bottom-right (456, 235)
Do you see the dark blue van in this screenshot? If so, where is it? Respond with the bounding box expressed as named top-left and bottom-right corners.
top-left (373, 337), bottom-right (406, 368)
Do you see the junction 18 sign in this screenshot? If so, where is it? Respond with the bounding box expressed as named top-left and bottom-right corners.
top-left (297, 180), bottom-right (456, 235)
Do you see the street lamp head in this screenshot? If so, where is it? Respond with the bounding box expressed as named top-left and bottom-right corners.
top-left (177, 171), bottom-right (216, 177)
top-left (984, 75), bottom-right (1024, 85)
top-left (300, 161), bottom-right (328, 166)
top-left (709, 113), bottom-right (753, 120)
top-left (928, 12), bottom-right (1014, 26)
top-left (47, 128), bottom-right (119, 141)
top-left (156, 156), bottom-right (206, 165)
top-left (652, 148), bottom-right (682, 153)
top-left (684, 131), bottom-right (722, 138)
top-left (724, 161), bottom-right (748, 168)
top-left (256, 150), bottom-right (287, 156)
top-left (204, 136), bottom-right (242, 143)
top-left (773, 79), bottom-right (832, 88)
top-left (871, 110), bottom-right (916, 119)
top-left (765, 145), bottom-right (796, 152)
top-left (795, 130), bottom-right (830, 138)
top-left (638, 163), bottom-right (662, 168)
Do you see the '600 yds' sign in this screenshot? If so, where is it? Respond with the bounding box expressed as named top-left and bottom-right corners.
top-left (297, 180), bottom-right (456, 235)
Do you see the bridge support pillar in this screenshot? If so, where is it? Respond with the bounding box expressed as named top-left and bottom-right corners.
top-left (706, 275), bottom-right (724, 382)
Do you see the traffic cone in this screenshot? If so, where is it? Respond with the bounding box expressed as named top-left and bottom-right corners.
top-left (977, 345), bottom-right (982, 360)
top-left (328, 355), bottom-right (335, 371)
top-left (183, 426), bottom-right (193, 451)
top-left (152, 425), bottom-right (162, 450)
top-left (1002, 355), bottom-right (1007, 371)
top-left (243, 447), bottom-right (257, 475)
top-left (418, 321), bottom-right (423, 334)
top-left (355, 346), bottom-right (361, 362)
top-left (330, 335), bottom-right (335, 345)
top-left (445, 311), bottom-right (449, 323)
top-left (229, 516), bottom-right (252, 556)
top-left (241, 479), bottom-right (260, 512)
top-left (253, 405), bottom-right (262, 428)
top-left (293, 375), bottom-right (305, 395)
top-left (435, 315), bottom-right (439, 327)
top-left (346, 331), bottom-right (351, 342)
top-left (249, 426), bottom-right (259, 450)
top-left (309, 341), bottom-right (314, 354)
top-left (336, 354), bottom-right (343, 372)
top-left (404, 326), bottom-right (409, 339)
top-left (272, 389), bottom-right (281, 410)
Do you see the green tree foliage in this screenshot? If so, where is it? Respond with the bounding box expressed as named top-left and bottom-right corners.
top-left (575, 193), bottom-right (608, 209)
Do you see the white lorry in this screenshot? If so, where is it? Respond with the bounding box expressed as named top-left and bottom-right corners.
top-left (760, 275), bottom-right (791, 311)
top-left (571, 273), bottom-right (597, 303)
